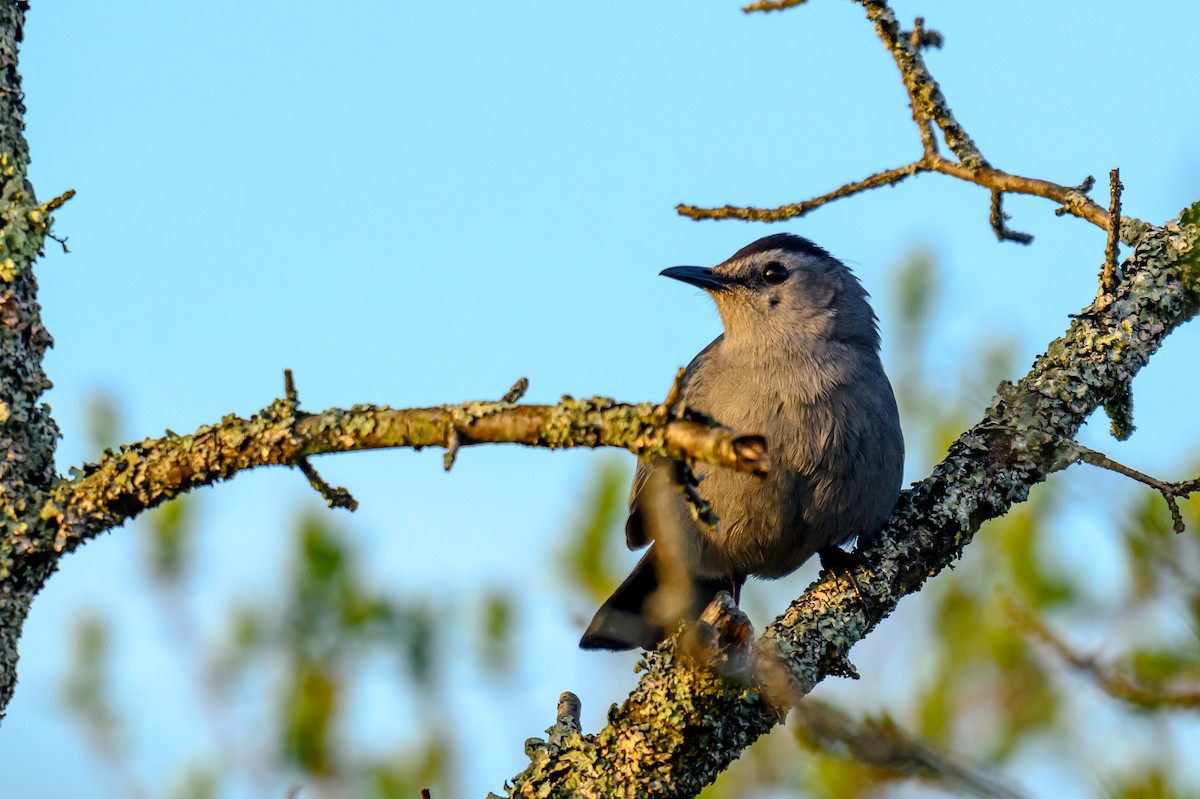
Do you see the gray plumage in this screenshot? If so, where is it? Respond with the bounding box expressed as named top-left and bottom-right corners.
top-left (580, 233), bottom-right (904, 651)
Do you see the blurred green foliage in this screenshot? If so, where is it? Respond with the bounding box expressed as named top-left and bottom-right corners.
top-left (59, 249), bottom-right (1200, 798)
top-left (558, 456), bottom-right (631, 605)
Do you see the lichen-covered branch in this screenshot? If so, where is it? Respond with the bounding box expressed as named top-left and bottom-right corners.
top-left (503, 210), bottom-right (1200, 797)
top-left (26, 392), bottom-right (769, 567)
top-left (0, 0), bottom-right (68, 721)
top-left (0, 380), bottom-right (769, 715)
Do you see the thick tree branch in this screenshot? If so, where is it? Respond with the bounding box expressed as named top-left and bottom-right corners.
top-left (504, 212), bottom-right (1200, 796)
top-left (0, 0), bottom-right (65, 720)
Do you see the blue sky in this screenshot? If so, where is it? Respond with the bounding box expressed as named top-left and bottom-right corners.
top-left (4, 2), bottom-right (1200, 797)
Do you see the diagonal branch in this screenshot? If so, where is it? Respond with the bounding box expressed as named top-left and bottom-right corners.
top-left (503, 210), bottom-right (1200, 796)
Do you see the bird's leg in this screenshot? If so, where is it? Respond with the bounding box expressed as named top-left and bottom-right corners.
top-left (730, 578), bottom-right (741, 605)
top-left (817, 547), bottom-right (874, 623)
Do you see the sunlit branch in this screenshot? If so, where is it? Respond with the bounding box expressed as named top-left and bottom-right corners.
top-left (695, 0), bottom-right (1147, 244)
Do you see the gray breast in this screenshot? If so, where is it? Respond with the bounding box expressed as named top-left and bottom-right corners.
top-left (681, 343), bottom-right (902, 580)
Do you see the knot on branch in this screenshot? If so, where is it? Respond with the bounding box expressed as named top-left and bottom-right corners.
top-left (445, 377), bottom-right (530, 470)
top-left (279, 369), bottom-right (358, 511)
top-left (1102, 384), bottom-right (1135, 441)
top-left (903, 17), bottom-right (943, 50)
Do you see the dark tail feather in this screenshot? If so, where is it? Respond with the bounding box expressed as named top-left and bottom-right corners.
top-left (580, 549), bottom-right (662, 651)
top-left (580, 547), bottom-right (740, 651)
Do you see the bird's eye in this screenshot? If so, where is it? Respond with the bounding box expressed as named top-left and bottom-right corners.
top-left (762, 261), bottom-right (789, 284)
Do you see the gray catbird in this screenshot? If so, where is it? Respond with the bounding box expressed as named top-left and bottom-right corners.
top-left (580, 233), bottom-right (904, 651)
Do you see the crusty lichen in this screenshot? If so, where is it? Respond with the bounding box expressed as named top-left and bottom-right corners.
top-left (0, 0), bottom-right (68, 719)
top-left (509, 643), bottom-right (776, 799)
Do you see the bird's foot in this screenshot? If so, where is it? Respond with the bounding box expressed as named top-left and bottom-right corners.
top-left (678, 591), bottom-right (755, 682)
top-left (817, 547), bottom-right (875, 624)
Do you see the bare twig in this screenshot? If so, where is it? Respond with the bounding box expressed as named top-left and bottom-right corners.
top-left (989, 191), bottom-right (1033, 245)
top-left (1008, 600), bottom-right (1200, 711)
top-left (298, 459), bottom-right (358, 511)
top-left (680, 154), bottom-right (1117, 235)
top-left (46, 231), bottom-right (69, 253)
top-left (547, 692), bottom-right (582, 746)
top-left (283, 370), bottom-right (358, 510)
top-left (905, 16), bottom-right (943, 50)
top-left (742, 0), bottom-right (808, 12)
top-left (904, 17), bottom-right (940, 156)
top-left (501, 377), bottom-right (529, 404)
top-left (1099, 168), bottom-right (1123, 307)
top-left (40, 187), bottom-right (75, 214)
top-left (1068, 443), bottom-right (1199, 534)
top-left (658, 367), bottom-right (687, 421)
top-left (678, 161), bottom-right (927, 222)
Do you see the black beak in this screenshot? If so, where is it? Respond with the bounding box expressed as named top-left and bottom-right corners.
top-left (660, 266), bottom-right (737, 292)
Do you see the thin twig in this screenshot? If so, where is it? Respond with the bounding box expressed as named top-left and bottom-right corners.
top-left (654, 366), bottom-right (688, 429)
top-left (1069, 443), bottom-right (1199, 534)
top-left (282, 370), bottom-right (359, 510)
top-left (678, 160), bottom-right (927, 222)
top-left (906, 16), bottom-right (943, 50)
top-left (501, 377), bottom-right (529, 404)
top-left (283, 369), bottom-right (299, 407)
top-left (1099, 168), bottom-right (1123, 307)
top-left (46, 231), bottom-right (69, 253)
top-left (905, 17), bottom-right (940, 156)
top-left (742, 0), bottom-right (808, 12)
top-left (1008, 600), bottom-right (1200, 711)
top-left (40, 188), bottom-right (75, 214)
top-left (297, 459), bottom-right (358, 511)
top-left (989, 191), bottom-right (1033, 244)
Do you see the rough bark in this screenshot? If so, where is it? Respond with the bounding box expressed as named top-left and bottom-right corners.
top-left (0, 0), bottom-right (63, 717)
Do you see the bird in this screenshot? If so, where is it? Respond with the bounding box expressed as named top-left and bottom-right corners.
top-left (579, 233), bottom-right (904, 651)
